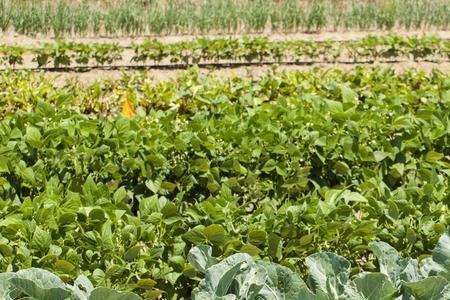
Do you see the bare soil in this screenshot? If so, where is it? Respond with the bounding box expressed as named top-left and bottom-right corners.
top-left (2, 30), bottom-right (450, 46)
top-left (3, 30), bottom-right (449, 85)
top-left (46, 62), bottom-right (450, 85)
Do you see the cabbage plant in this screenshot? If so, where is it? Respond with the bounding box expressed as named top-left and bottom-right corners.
top-left (189, 231), bottom-right (450, 300)
top-left (0, 268), bottom-right (141, 300)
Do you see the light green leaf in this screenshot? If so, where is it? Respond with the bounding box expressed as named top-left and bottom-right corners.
top-left (72, 275), bottom-right (94, 300)
top-left (403, 277), bottom-right (450, 300)
top-left (425, 151), bottom-right (444, 163)
top-left (343, 273), bottom-right (396, 300)
top-left (432, 230), bottom-right (450, 269)
top-left (260, 262), bottom-right (322, 299)
top-left (374, 151), bottom-right (389, 162)
top-left (26, 127), bottom-right (42, 148)
top-left (202, 253), bottom-right (252, 296)
top-left (324, 99), bottom-right (344, 113)
top-left (9, 269), bottom-right (70, 300)
top-left (204, 224), bottom-right (227, 245)
top-left (89, 287), bottom-right (142, 300)
top-left (369, 242), bottom-right (419, 287)
top-left (188, 245), bottom-right (219, 274)
top-left (124, 244), bottom-right (145, 261)
top-left (31, 227), bottom-right (52, 253)
top-left (191, 159), bottom-right (210, 173)
top-left (233, 264), bottom-right (267, 299)
top-left (305, 252), bottom-right (351, 298)
top-left (262, 159), bottom-right (277, 173)
top-left (0, 156), bottom-right (9, 173)
top-left (0, 273), bottom-right (17, 299)
top-left (341, 85), bottom-right (358, 104)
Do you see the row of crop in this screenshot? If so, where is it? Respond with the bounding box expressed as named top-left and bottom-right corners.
top-left (1, 0), bottom-right (450, 37)
top-left (0, 68), bottom-right (448, 297)
top-left (0, 269), bottom-right (143, 299)
top-left (1, 35), bottom-right (450, 68)
top-left (0, 66), bottom-right (449, 116)
top-left (190, 231), bottom-right (450, 299)
top-left (131, 35), bottom-right (449, 64)
top-left (0, 42), bottom-right (123, 68)
top-left (4, 230), bottom-right (450, 299)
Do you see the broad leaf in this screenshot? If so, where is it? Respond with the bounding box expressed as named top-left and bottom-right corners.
top-left (188, 246), bottom-right (219, 274)
top-left (432, 230), bottom-right (450, 270)
top-left (89, 287), bottom-right (142, 300)
top-left (369, 242), bottom-right (419, 287)
top-left (403, 277), bottom-right (450, 300)
top-left (200, 253), bottom-right (252, 296)
top-left (305, 252), bottom-right (351, 298)
top-left (343, 273), bottom-right (396, 300)
top-left (0, 273), bottom-right (17, 300)
top-left (9, 269), bottom-right (70, 300)
top-left (260, 262), bottom-right (328, 300)
top-left (72, 275), bottom-right (95, 299)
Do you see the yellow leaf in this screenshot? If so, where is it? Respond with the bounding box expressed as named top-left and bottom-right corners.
top-left (121, 99), bottom-right (136, 118)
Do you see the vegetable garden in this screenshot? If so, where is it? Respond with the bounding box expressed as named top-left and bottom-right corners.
top-left (1, 35), bottom-right (450, 70)
top-left (2, 0), bottom-right (450, 36)
top-left (0, 67), bottom-right (449, 299)
top-left (0, 1), bottom-right (449, 299)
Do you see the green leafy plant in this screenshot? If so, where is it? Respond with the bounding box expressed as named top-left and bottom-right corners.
top-left (3, 34), bottom-right (450, 70)
top-left (91, 43), bottom-right (123, 66)
top-left (190, 230), bottom-right (450, 299)
top-left (3, 0), bottom-right (450, 37)
top-left (0, 45), bottom-right (24, 67)
top-left (0, 268), bottom-right (142, 299)
top-left (0, 66), bottom-right (448, 298)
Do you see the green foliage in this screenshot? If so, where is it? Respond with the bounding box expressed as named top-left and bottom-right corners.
top-left (0, 268), bottom-right (142, 299)
top-left (30, 41), bottom-right (123, 68)
top-left (0, 66), bottom-right (448, 298)
top-left (1, 0), bottom-right (450, 36)
top-left (190, 231), bottom-right (450, 299)
top-left (1, 34), bottom-right (450, 69)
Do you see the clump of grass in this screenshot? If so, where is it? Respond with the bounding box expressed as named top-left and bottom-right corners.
top-left (0, 0), bottom-right (11, 32)
top-left (280, 0), bottom-right (304, 32)
top-left (1, 0), bottom-right (450, 37)
top-left (305, 2), bottom-right (326, 32)
top-left (52, 0), bottom-right (72, 37)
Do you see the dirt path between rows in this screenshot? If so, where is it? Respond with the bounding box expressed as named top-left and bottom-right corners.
top-left (3, 30), bottom-right (450, 46)
top-left (45, 61), bottom-right (450, 85)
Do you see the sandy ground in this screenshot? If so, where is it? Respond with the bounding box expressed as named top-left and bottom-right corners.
top-left (2, 46), bottom-right (448, 71)
top-left (45, 61), bottom-right (450, 85)
top-left (2, 30), bottom-right (450, 85)
top-left (2, 29), bottom-right (449, 71)
top-left (2, 30), bottom-right (450, 46)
